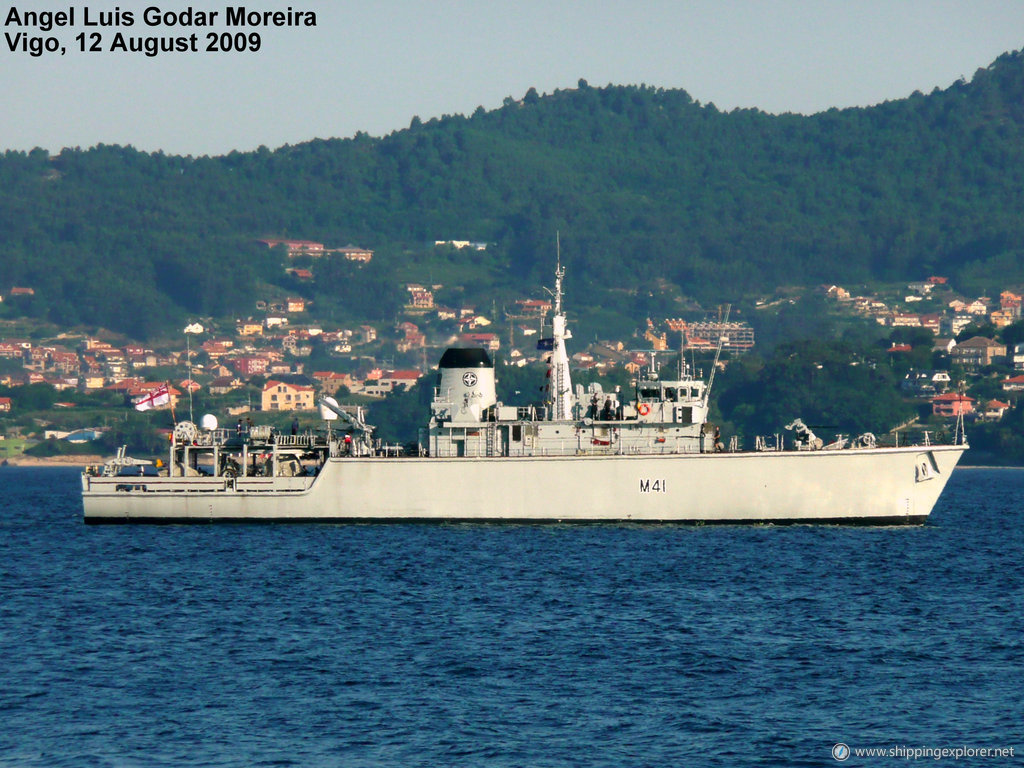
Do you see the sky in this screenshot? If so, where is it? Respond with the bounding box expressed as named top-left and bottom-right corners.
top-left (2, 0), bottom-right (1023, 157)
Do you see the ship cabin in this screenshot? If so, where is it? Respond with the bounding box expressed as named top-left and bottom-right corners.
top-left (422, 348), bottom-right (716, 459)
top-left (633, 373), bottom-right (708, 427)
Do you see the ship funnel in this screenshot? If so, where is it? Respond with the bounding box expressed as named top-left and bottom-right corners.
top-left (438, 347), bottom-right (496, 423)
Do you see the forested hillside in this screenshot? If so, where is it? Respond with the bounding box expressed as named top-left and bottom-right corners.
top-left (3, 50), bottom-right (1024, 337)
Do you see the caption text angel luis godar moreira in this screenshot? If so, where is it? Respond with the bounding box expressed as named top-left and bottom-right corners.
top-left (5, 6), bottom-right (317, 57)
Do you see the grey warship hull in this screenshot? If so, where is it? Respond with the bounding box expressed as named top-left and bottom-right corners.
top-left (82, 442), bottom-right (965, 524)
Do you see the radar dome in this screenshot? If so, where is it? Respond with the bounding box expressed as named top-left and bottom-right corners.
top-left (200, 414), bottom-right (218, 431)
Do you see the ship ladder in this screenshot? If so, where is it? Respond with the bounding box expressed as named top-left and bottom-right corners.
top-left (485, 424), bottom-right (496, 457)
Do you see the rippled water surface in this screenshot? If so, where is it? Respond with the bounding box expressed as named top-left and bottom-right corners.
top-left (1, 467), bottom-right (1021, 767)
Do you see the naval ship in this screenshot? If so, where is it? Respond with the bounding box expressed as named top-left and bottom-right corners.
top-left (82, 267), bottom-right (967, 524)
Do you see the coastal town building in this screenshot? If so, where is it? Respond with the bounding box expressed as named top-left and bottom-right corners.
top-left (890, 313), bottom-right (922, 328)
top-left (1001, 375), bottom-right (1024, 392)
top-left (261, 380), bottom-right (315, 411)
top-left (233, 357), bottom-right (270, 376)
top-left (313, 371), bottom-right (356, 396)
top-left (434, 240), bottom-right (488, 251)
top-left (202, 340), bottom-right (233, 358)
top-left (931, 392), bottom-right (974, 418)
top-left (917, 314), bottom-right (941, 334)
top-left (644, 329), bottom-right (668, 350)
top-left (901, 370), bottom-right (951, 397)
top-left (1013, 343), bottom-right (1024, 371)
top-left (670, 321), bottom-right (756, 353)
top-left (380, 370), bottom-right (423, 391)
top-left (407, 288), bottom-right (434, 309)
top-left (338, 245), bottom-right (373, 262)
top-left (208, 376), bottom-right (243, 395)
top-left (823, 285), bottom-right (851, 300)
top-left (980, 399), bottom-right (1010, 421)
top-left (966, 299), bottom-right (990, 316)
top-left (237, 322), bottom-right (263, 337)
top-left (257, 239), bottom-right (325, 257)
top-left (990, 308), bottom-right (1018, 328)
top-left (999, 291), bottom-right (1022, 313)
top-left (514, 299), bottom-right (553, 317)
top-left (951, 337), bottom-right (1006, 368)
top-left (459, 333), bottom-right (500, 351)
top-left (942, 315), bottom-right (975, 337)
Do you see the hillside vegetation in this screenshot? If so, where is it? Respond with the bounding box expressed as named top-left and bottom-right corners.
top-left (2, 51), bottom-right (1024, 336)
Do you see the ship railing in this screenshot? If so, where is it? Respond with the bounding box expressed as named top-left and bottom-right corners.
top-left (275, 434), bottom-right (318, 448)
top-left (186, 428), bottom-right (322, 450)
top-left (755, 435), bottom-right (783, 451)
top-left (193, 428), bottom-right (234, 446)
top-left (744, 429), bottom-right (959, 452)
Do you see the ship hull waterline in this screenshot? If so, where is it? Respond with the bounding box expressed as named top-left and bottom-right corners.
top-left (82, 444), bottom-right (965, 524)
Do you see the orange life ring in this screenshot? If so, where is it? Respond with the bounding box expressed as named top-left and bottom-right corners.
top-left (637, 403), bottom-right (651, 416)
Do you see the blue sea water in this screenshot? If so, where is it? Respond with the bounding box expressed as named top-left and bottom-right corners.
top-left (0, 467), bottom-right (1021, 767)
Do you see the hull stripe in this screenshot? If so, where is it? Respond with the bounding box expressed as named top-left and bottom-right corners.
top-left (85, 515), bottom-right (931, 526)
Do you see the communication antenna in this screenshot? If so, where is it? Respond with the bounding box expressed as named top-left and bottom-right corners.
top-left (702, 304), bottom-right (731, 408)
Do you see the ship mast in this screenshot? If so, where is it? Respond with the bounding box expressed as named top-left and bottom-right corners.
top-left (702, 304), bottom-right (730, 408)
top-left (545, 238), bottom-right (573, 420)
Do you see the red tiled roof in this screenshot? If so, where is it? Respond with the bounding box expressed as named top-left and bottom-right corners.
top-left (932, 393), bottom-right (974, 402)
top-left (263, 379), bottom-right (313, 392)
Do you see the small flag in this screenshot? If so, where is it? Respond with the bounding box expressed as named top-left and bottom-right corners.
top-left (184, 322), bottom-right (204, 334)
top-left (536, 338), bottom-right (554, 351)
top-left (134, 385), bottom-right (170, 411)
